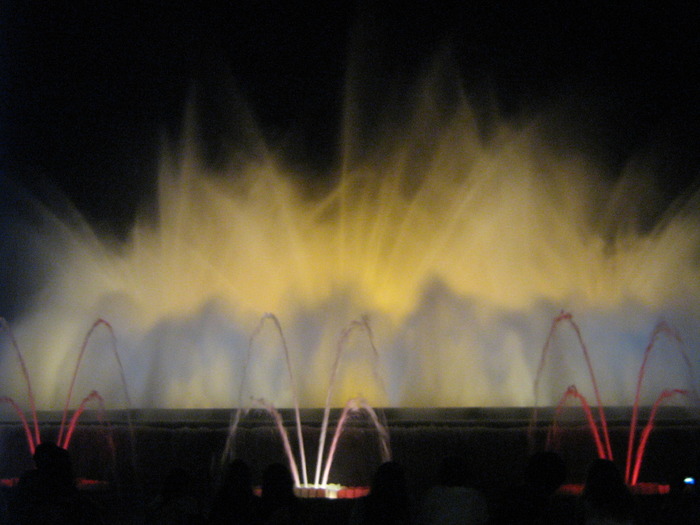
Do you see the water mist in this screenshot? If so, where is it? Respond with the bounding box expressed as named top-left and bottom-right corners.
top-left (1, 70), bottom-right (699, 413)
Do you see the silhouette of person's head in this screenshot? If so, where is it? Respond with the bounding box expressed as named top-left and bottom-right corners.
top-left (359, 461), bottom-right (410, 525)
top-left (262, 462), bottom-right (295, 506)
top-left (583, 459), bottom-right (626, 497)
top-left (209, 459), bottom-right (256, 524)
top-left (32, 441), bottom-right (74, 488)
top-left (10, 441), bottom-right (106, 524)
top-left (582, 459), bottom-right (633, 522)
top-left (222, 458), bottom-right (253, 497)
top-left (524, 451), bottom-right (566, 495)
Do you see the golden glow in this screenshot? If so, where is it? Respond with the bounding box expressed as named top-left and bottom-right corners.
top-left (2, 93), bottom-right (699, 410)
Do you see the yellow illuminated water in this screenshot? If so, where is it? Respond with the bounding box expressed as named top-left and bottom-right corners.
top-left (1, 88), bottom-right (699, 411)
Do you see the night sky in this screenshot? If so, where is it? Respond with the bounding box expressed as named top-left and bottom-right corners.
top-left (2, 1), bottom-right (700, 236)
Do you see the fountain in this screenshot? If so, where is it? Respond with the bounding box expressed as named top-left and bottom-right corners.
top-left (1, 65), bottom-right (700, 502)
top-left (0, 318), bottom-right (134, 490)
top-left (0, 311), bottom-right (393, 495)
top-left (1, 308), bottom-right (697, 497)
top-left (221, 313), bottom-right (389, 493)
top-left (531, 312), bottom-right (698, 492)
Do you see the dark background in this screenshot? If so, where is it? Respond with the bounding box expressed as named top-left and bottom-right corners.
top-left (2, 1), bottom-right (699, 237)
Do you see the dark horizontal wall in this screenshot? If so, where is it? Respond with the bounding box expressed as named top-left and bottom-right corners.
top-left (2, 421), bottom-right (700, 525)
top-left (2, 421), bottom-right (699, 496)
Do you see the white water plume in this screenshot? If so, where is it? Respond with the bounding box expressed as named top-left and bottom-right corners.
top-left (1, 75), bottom-right (699, 411)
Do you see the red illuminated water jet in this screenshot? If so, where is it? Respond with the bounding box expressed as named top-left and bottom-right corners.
top-left (533, 311), bottom-right (697, 489)
top-left (0, 318), bottom-right (39, 454)
top-left (1, 312), bottom-right (697, 497)
top-left (0, 317), bottom-right (131, 490)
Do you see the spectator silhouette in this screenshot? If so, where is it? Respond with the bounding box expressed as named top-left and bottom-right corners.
top-left (580, 459), bottom-right (634, 525)
top-left (207, 459), bottom-right (260, 525)
top-left (148, 466), bottom-right (203, 524)
top-left (0, 484), bottom-right (8, 523)
top-left (259, 462), bottom-right (305, 525)
top-left (349, 461), bottom-right (411, 525)
top-left (417, 455), bottom-right (488, 525)
top-left (492, 450), bottom-right (567, 525)
top-left (7, 441), bottom-right (104, 524)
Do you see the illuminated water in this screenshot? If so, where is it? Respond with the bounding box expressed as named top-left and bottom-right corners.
top-left (1, 79), bottom-right (699, 411)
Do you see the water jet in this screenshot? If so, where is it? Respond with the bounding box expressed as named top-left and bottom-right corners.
top-left (1, 69), bottom-right (700, 505)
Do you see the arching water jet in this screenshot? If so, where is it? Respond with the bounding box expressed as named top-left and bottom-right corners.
top-left (1, 69), bottom-right (699, 411)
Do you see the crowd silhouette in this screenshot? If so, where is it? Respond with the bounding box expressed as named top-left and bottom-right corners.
top-left (3, 442), bottom-right (699, 525)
